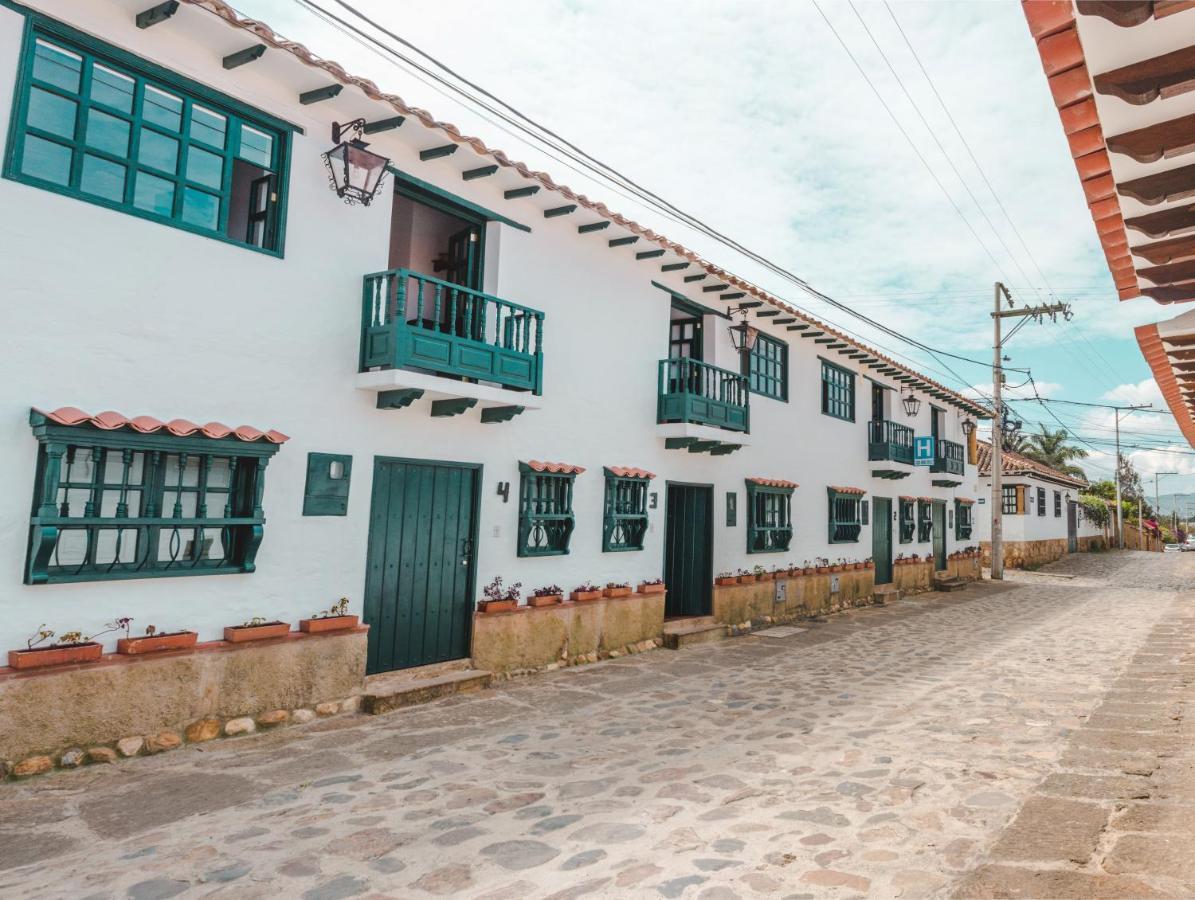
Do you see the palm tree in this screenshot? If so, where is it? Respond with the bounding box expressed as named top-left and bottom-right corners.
top-left (1001, 430), bottom-right (1031, 454)
top-left (1022, 425), bottom-right (1089, 477)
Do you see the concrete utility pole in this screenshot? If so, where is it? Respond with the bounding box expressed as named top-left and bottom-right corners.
top-left (1153, 471), bottom-right (1177, 533)
top-left (1108, 403), bottom-right (1152, 549)
top-left (989, 283), bottom-right (1070, 580)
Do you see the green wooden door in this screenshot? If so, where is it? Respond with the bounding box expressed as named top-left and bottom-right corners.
top-left (663, 483), bottom-right (713, 618)
top-left (932, 500), bottom-right (947, 571)
top-left (872, 497), bottom-right (893, 585)
top-left (363, 458), bottom-right (479, 674)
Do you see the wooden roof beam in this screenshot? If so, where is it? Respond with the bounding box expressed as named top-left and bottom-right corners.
top-left (1094, 44), bottom-right (1195, 106)
top-left (1133, 234), bottom-right (1195, 266)
top-left (1125, 204), bottom-right (1195, 239)
top-left (1107, 112), bottom-right (1195, 164)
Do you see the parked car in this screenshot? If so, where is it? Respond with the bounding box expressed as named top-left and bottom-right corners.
top-left (1165, 544), bottom-right (1181, 552)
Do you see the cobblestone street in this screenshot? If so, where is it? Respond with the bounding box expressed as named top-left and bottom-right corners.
top-left (2, 550), bottom-right (1191, 899)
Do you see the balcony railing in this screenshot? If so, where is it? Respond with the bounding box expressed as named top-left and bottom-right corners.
top-left (657, 357), bottom-right (749, 433)
top-left (931, 438), bottom-right (965, 475)
top-left (868, 419), bottom-right (914, 465)
top-left (360, 268), bottom-right (544, 395)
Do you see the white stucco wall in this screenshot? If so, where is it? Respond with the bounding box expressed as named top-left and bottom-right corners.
top-left (0, 0), bottom-right (983, 655)
top-left (973, 477), bottom-right (1093, 543)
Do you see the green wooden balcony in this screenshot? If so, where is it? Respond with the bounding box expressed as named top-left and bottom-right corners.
top-left (868, 419), bottom-right (914, 465)
top-left (360, 269), bottom-right (544, 395)
top-left (657, 357), bottom-right (750, 433)
top-left (931, 438), bottom-right (965, 475)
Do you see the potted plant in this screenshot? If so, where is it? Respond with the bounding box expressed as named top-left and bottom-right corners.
top-left (715, 571), bottom-right (738, 587)
top-left (814, 557), bottom-right (830, 574)
top-left (863, 558), bottom-right (874, 570)
top-left (801, 560), bottom-right (814, 576)
top-left (571, 582), bottom-right (603, 602)
top-left (735, 568), bottom-right (753, 584)
top-left (605, 581), bottom-right (632, 598)
top-left (300, 597), bottom-right (359, 634)
top-left (637, 578), bottom-right (666, 594)
top-left (830, 558), bottom-right (845, 573)
top-left (752, 564), bottom-right (771, 582)
top-left (477, 577), bottom-right (521, 613)
top-left (527, 585), bottom-right (564, 607)
top-left (118, 621), bottom-right (199, 655)
top-left (7, 622), bottom-right (114, 670)
top-left (225, 617), bottom-right (291, 643)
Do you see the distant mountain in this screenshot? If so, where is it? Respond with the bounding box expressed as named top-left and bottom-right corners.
top-left (1154, 493), bottom-right (1195, 518)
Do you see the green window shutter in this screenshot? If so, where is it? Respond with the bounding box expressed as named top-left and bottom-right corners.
top-left (5, 20), bottom-right (291, 255)
top-left (25, 409), bottom-right (281, 585)
top-left (827, 488), bottom-right (863, 543)
top-left (746, 481), bottom-right (794, 553)
top-left (602, 468), bottom-right (650, 552)
top-left (898, 499), bottom-right (915, 543)
top-left (820, 360), bottom-right (855, 421)
top-left (917, 499), bottom-right (933, 542)
top-left (302, 452), bottom-right (352, 516)
top-left (517, 463), bottom-right (577, 557)
top-left (742, 333), bottom-right (788, 401)
top-left (955, 500), bottom-right (972, 540)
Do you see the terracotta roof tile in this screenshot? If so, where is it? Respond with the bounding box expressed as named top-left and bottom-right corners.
top-left (829, 485), bottom-right (865, 495)
top-left (35, 407), bottom-right (289, 443)
top-left (898, 495), bottom-right (918, 501)
top-left (975, 440), bottom-right (1086, 488)
top-left (956, 497), bottom-right (975, 504)
top-left (525, 460), bottom-right (586, 475)
top-left (747, 477), bottom-right (799, 489)
top-left (179, 0), bottom-right (990, 420)
top-left (606, 466), bottom-right (655, 479)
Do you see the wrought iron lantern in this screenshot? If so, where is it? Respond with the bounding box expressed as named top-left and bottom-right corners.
top-left (901, 388), bottom-right (921, 417)
top-left (728, 319), bottom-right (759, 354)
top-left (961, 418), bottom-right (976, 437)
top-left (322, 119), bottom-right (389, 206)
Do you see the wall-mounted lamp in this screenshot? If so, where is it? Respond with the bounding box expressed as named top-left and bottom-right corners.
top-left (727, 306), bottom-right (759, 354)
top-left (322, 119), bottom-right (389, 206)
top-left (901, 388), bottom-right (921, 417)
top-left (961, 418), bottom-right (976, 437)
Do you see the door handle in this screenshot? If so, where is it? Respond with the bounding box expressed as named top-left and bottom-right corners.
top-left (460, 538), bottom-right (472, 565)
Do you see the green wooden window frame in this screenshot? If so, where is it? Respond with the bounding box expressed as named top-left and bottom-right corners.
top-left (3, 15), bottom-right (292, 256)
top-left (24, 409), bottom-right (280, 585)
top-left (743, 333), bottom-right (788, 401)
top-left (518, 463), bottom-right (576, 557)
top-left (1054, 490), bottom-right (1062, 517)
top-left (821, 360), bottom-right (855, 422)
top-left (1037, 487), bottom-right (1046, 516)
top-left (917, 499), bottom-right (933, 542)
top-left (955, 500), bottom-right (972, 540)
top-left (898, 499), bottom-right (915, 543)
top-left (828, 488), bottom-right (862, 543)
top-left (747, 482), bottom-right (793, 553)
top-left (603, 469), bottom-right (649, 552)
top-left (1002, 486), bottom-right (1017, 515)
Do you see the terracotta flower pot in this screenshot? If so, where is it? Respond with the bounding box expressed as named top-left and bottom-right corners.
top-left (117, 631), bottom-right (199, 655)
top-left (604, 586), bottom-right (632, 598)
top-left (815, 566), bottom-right (829, 574)
top-left (802, 568), bottom-right (815, 576)
top-left (8, 642), bottom-right (103, 670)
top-left (223, 622), bottom-right (290, 643)
top-left (756, 573), bottom-right (773, 582)
top-left (477, 599), bottom-right (517, 614)
top-left (864, 562), bottom-right (874, 570)
top-left (716, 577), bottom-right (737, 587)
top-left (527, 593), bottom-right (563, 607)
top-left (831, 565), bottom-right (843, 573)
top-left (736, 575), bottom-right (753, 584)
top-left (637, 582), bottom-right (666, 594)
top-left (299, 615), bottom-right (359, 634)
top-left (571, 590), bottom-right (603, 602)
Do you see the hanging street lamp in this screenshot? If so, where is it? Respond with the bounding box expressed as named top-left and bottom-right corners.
top-left (728, 319), bottom-right (759, 354)
top-left (322, 119), bottom-right (390, 206)
top-left (901, 388), bottom-right (921, 417)
top-left (961, 418), bottom-right (976, 437)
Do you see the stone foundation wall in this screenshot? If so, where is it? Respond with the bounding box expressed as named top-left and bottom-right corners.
top-left (712, 568), bottom-right (876, 629)
top-left (470, 593), bottom-right (665, 676)
top-left (0, 628), bottom-right (366, 780)
top-left (980, 539), bottom-right (1067, 569)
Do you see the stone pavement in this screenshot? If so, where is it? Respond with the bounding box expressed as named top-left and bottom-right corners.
top-left (0, 550), bottom-right (1190, 899)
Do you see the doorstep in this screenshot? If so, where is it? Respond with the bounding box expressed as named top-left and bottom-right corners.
top-left (361, 661), bottom-right (493, 715)
top-left (663, 617), bottom-right (730, 650)
top-left (931, 573), bottom-right (969, 593)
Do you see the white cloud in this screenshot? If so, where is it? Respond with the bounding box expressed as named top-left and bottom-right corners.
top-left (1102, 379), bottom-right (1166, 408)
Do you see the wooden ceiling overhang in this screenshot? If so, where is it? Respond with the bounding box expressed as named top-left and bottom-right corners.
top-left (1024, 0), bottom-right (1195, 303)
top-left (1135, 315), bottom-right (1195, 446)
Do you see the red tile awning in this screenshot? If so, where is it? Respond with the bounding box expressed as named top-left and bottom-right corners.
top-left (524, 460), bottom-right (586, 475)
top-left (956, 498), bottom-right (975, 505)
top-left (605, 466), bottom-right (655, 480)
top-left (829, 485), bottom-right (865, 495)
top-left (34, 407), bottom-right (289, 443)
top-left (748, 477), bottom-right (799, 489)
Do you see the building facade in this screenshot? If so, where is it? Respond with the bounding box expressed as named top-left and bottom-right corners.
top-left (0, 0), bottom-right (988, 767)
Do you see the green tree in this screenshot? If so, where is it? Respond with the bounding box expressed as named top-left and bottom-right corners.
top-left (1021, 425), bottom-right (1089, 478)
top-left (1001, 430), bottom-right (1031, 454)
top-left (1117, 454), bottom-right (1152, 518)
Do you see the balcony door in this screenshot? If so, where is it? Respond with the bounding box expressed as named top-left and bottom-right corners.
top-left (871, 382), bottom-right (885, 423)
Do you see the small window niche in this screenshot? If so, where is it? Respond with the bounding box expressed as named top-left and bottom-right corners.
top-left (303, 452), bottom-right (352, 516)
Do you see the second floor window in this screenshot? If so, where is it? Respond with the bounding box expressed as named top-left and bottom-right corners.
top-left (821, 361), bottom-right (855, 421)
top-left (6, 23), bottom-right (289, 254)
top-left (744, 334), bottom-right (788, 401)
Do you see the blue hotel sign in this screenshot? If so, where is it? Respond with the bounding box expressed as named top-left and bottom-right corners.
top-left (914, 436), bottom-right (935, 466)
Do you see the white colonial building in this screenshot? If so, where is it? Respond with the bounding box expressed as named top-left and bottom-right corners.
top-left (0, 0), bottom-right (990, 769)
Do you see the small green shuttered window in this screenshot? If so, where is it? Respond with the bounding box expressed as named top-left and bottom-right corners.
top-left (955, 500), bottom-right (972, 540)
top-left (518, 464), bottom-right (577, 557)
top-left (898, 499), bottom-right (915, 543)
top-left (746, 481), bottom-right (793, 553)
top-left (828, 488), bottom-right (862, 543)
top-left (917, 499), bottom-right (933, 542)
top-left (4, 20), bottom-right (290, 254)
top-left (744, 333), bottom-right (788, 401)
top-left (603, 469), bottom-right (650, 552)
top-left (821, 360), bottom-right (855, 421)
top-left (25, 412), bottom-right (280, 585)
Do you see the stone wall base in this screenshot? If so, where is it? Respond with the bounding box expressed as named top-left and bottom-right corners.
top-left (471, 593), bottom-right (665, 677)
top-left (979, 538), bottom-right (1113, 569)
top-left (1, 627), bottom-right (367, 781)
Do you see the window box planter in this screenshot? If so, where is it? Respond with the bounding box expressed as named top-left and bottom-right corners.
top-left (527, 593), bottom-right (563, 608)
top-left (223, 622), bottom-right (291, 643)
top-left (477, 599), bottom-right (518, 614)
top-left (755, 572), bottom-right (774, 582)
top-left (815, 566), bottom-right (830, 574)
top-left (604, 586), bottom-right (632, 599)
top-left (864, 562), bottom-right (874, 570)
top-left (716, 576), bottom-right (738, 587)
top-left (830, 565), bottom-right (844, 573)
top-left (802, 567), bottom-right (815, 576)
top-left (8, 642), bottom-right (102, 670)
top-left (637, 582), bottom-right (666, 595)
top-left (571, 589), bottom-right (603, 602)
top-left (299, 615), bottom-right (359, 634)
top-left (116, 631), bottom-right (199, 655)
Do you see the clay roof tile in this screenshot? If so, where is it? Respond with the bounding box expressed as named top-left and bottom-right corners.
top-left (32, 407), bottom-right (289, 444)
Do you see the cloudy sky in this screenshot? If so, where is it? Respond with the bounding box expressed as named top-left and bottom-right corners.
top-left (238, 0), bottom-right (1195, 496)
